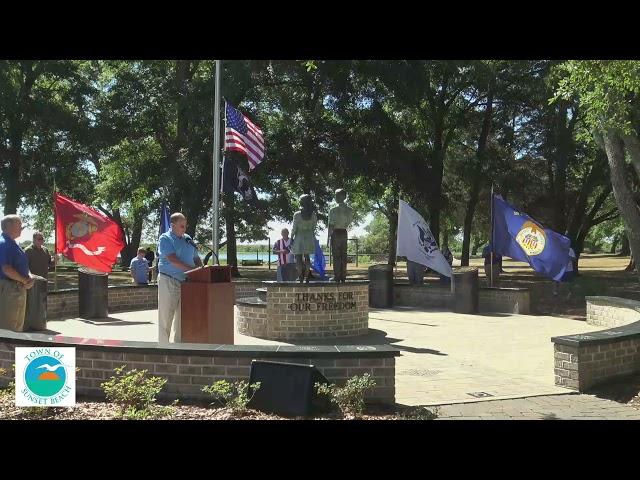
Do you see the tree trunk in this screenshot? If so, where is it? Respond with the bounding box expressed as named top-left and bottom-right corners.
top-left (223, 192), bottom-right (240, 277)
top-left (602, 130), bottom-right (640, 280)
top-left (4, 151), bottom-right (20, 214)
top-left (385, 185), bottom-right (399, 266)
top-left (442, 229), bottom-right (449, 250)
top-left (461, 183), bottom-right (479, 266)
top-left (386, 211), bottom-right (398, 266)
top-left (461, 89), bottom-right (493, 266)
top-left (621, 234), bottom-right (630, 256)
top-left (551, 100), bottom-right (575, 233)
top-left (626, 256), bottom-right (635, 271)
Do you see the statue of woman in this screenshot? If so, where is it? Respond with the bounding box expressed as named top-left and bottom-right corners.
top-left (290, 194), bottom-right (317, 283)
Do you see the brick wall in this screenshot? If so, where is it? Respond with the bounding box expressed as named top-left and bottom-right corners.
top-left (0, 338), bottom-right (396, 404)
top-left (46, 280), bottom-right (263, 319)
top-left (553, 338), bottom-right (640, 391)
top-left (238, 283), bottom-right (369, 340)
top-left (394, 284), bottom-right (453, 309)
top-left (479, 287), bottom-right (531, 314)
top-left (393, 283), bottom-right (531, 314)
top-left (586, 296), bottom-right (640, 328)
top-left (232, 281), bottom-right (262, 300)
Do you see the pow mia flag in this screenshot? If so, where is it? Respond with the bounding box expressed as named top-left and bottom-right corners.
top-left (222, 156), bottom-right (257, 203)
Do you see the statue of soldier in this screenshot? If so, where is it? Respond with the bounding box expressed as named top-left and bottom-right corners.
top-left (291, 194), bottom-right (318, 283)
top-left (328, 189), bottom-right (353, 283)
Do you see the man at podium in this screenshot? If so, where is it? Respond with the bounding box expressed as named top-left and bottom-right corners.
top-left (157, 213), bottom-right (202, 343)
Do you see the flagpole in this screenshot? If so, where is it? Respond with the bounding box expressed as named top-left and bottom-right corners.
top-left (212, 60), bottom-right (222, 265)
top-left (490, 183), bottom-right (494, 288)
top-left (53, 180), bottom-right (58, 292)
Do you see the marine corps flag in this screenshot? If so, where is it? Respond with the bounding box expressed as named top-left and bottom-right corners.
top-left (54, 193), bottom-right (126, 273)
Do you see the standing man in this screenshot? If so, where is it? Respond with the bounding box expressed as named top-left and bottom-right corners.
top-left (272, 228), bottom-right (293, 282)
top-left (25, 231), bottom-right (53, 281)
top-left (145, 247), bottom-right (155, 283)
top-left (0, 215), bottom-right (34, 331)
top-left (157, 213), bottom-right (202, 343)
top-left (130, 247), bottom-right (149, 285)
top-left (327, 189), bottom-right (353, 283)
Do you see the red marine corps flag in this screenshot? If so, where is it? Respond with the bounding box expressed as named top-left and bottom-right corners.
top-left (54, 193), bottom-right (126, 273)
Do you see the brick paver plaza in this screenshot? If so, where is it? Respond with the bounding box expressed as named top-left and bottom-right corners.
top-left (46, 307), bottom-right (640, 419)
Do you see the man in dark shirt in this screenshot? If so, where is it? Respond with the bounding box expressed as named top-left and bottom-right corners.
top-left (25, 231), bottom-right (52, 280)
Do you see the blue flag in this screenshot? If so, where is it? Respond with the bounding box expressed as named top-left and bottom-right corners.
top-left (492, 195), bottom-right (570, 281)
top-left (312, 239), bottom-right (328, 279)
top-left (159, 202), bottom-right (170, 238)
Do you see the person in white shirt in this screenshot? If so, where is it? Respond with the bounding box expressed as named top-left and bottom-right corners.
top-left (273, 228), bottom-right (294, 282)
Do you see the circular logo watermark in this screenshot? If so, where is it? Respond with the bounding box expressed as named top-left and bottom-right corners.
top-left (515, 221), bottom-right (546, 256)
top-left (15, 347), bottom-right (76, 407)
top-left (25, 354), bottom-right (67, 397)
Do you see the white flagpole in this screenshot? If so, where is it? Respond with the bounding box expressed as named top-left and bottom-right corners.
top-left (212, 60), bottom-right (222, 265)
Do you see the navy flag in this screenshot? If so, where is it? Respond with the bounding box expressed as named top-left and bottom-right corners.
top-left (222, 156), bottom-right (257, 203)
top-left (492, 194), bottom-right (570, 281)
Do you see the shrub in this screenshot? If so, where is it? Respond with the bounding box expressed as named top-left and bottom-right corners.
top-left (0, 366), bottom-right (15, 397)
top-left (316, 373), bottom-right (377, 417)
top-left (201, 380), bottom-right (261, 413)
top-left (101, 366), bottom-right (173, 420)
top-left (400, 406), bottom-right (439, 420)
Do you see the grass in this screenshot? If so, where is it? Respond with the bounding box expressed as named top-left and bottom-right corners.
top-left (46, 254), bottom-right (638, 320)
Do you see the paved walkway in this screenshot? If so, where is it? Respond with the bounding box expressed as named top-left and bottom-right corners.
top-left (434, 394), bottom-right (640, 420)
top-left (44, 307), bottom-right (640, 418)
top-left (47, 307), bottom-right (605, 406)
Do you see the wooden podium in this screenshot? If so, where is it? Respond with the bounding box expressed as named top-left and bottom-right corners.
top-left (181, 265), bottom-right (235, 344)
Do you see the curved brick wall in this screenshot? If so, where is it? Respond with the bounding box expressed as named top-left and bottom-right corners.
top-left (586, 296), bottom-right (640, 327)
top-left (237, 281), bottom-right (369, 340)
top-left (0, 330), bottom-right (398, 404)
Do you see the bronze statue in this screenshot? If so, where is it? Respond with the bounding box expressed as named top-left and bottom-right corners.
top-left (328, 188), bottom-right (353, 282)
top-left (291, 194), bottom-right (317, 283)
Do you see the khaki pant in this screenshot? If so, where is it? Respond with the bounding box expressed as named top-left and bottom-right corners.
top-left (331, 229), bottom-right (348, 282)
top-left (158, 274), bottom-right (182, 343)
top-left (0, 279), bottom-right (27, 332)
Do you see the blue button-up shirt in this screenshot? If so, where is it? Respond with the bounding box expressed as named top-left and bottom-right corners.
top-left (130, 257), bottom-right (149, 284)
top-left (0, 232), bottom-right (29, 280)
top-left (158, 231), bottom-right (198, 282)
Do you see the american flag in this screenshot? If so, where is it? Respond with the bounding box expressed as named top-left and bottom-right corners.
top-left (224, 102), bottom-right (265, 170)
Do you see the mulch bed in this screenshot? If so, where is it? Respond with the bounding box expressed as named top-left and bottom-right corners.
top-left (0, 392), bottom-right (431, 420)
